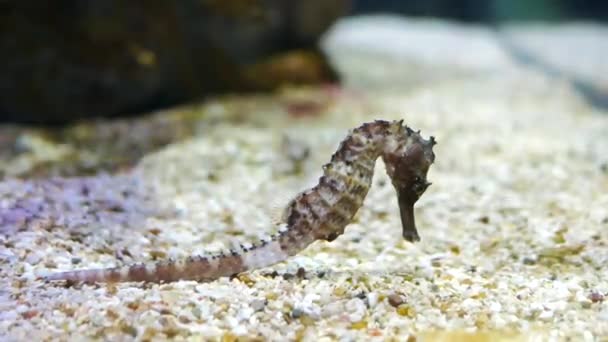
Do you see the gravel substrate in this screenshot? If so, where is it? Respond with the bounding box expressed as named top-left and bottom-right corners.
top-left (2, 17), bottom-right (608, 341)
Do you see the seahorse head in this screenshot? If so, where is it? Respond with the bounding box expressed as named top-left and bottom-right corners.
top-left (382, 121), bottom-right (436, 242)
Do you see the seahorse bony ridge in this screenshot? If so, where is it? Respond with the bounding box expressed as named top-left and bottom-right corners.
top-left (45, 120), bottom-right (435, 284)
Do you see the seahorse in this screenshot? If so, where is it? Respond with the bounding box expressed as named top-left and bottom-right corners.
top-left (44, 120), bottom-right (436, 283)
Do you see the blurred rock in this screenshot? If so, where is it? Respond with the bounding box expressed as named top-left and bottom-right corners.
top-left (499, 23), bottom-right (608, 109)
top-left (321, 15), bottom-right (517, 88)
top-left (0, 1), bottom-right (348, 124)
top-left (322, 15), bottom-right (608, 109)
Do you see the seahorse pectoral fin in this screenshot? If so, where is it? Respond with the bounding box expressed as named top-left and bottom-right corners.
top-left (398, 196), bottom-right (420, 242)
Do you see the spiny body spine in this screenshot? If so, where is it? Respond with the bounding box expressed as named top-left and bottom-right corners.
top-left (45, 120), bottom-right (436, 284)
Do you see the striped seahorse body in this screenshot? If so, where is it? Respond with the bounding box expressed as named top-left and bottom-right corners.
top-left (45, 120), bottom-right (435, 284)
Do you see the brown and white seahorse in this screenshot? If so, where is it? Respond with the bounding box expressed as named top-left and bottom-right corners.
top-left (45, 120), bottom-right (436, 284)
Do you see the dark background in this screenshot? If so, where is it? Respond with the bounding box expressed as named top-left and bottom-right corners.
top-left (352, 0), bottom-right (608, 22)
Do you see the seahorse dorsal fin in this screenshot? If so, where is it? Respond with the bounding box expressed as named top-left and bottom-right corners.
top-left (265, 191), bottom-right (297, 226)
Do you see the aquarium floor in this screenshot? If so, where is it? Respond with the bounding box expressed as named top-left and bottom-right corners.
top-left (2, 16), bottom-right (608, 341)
